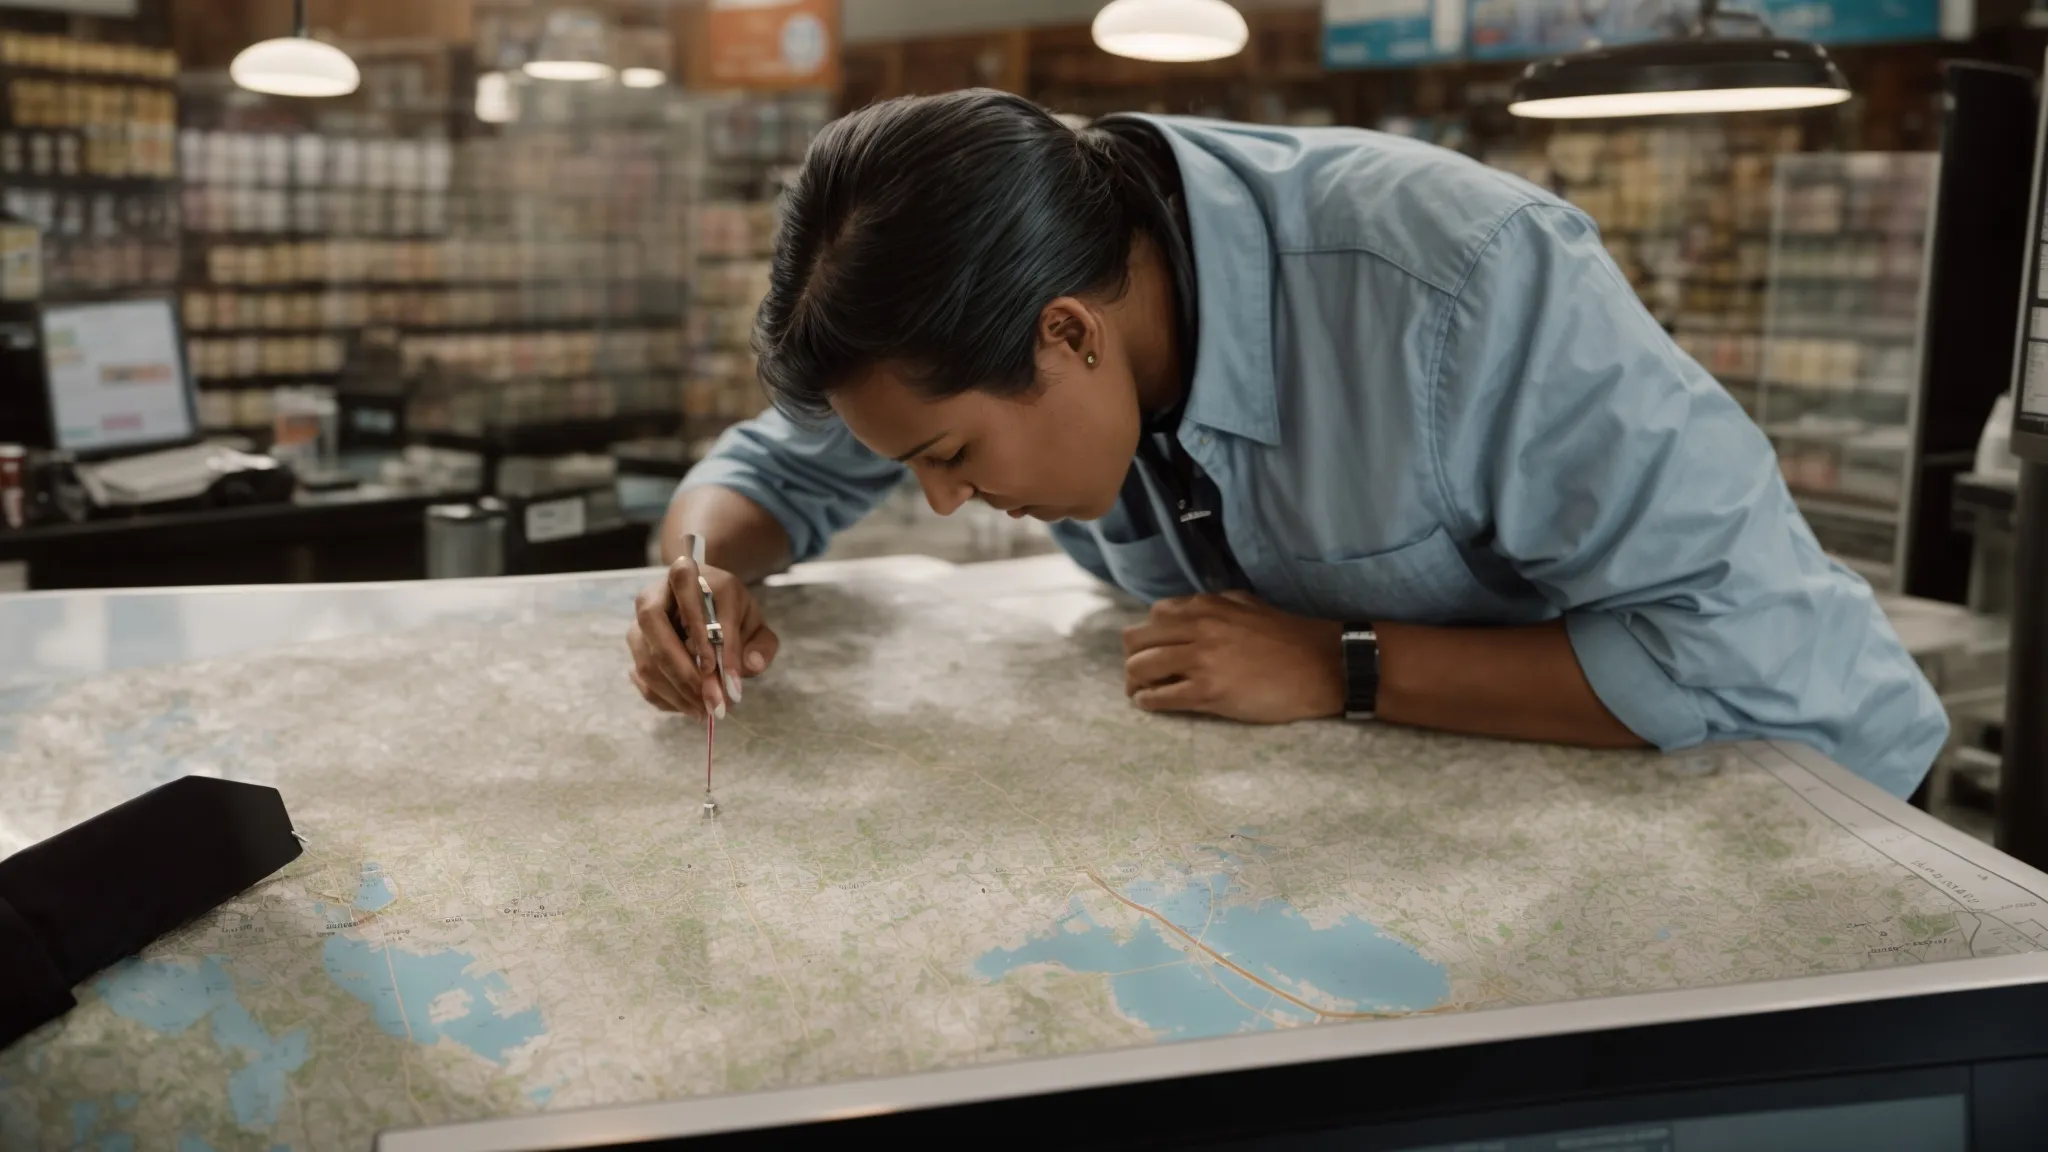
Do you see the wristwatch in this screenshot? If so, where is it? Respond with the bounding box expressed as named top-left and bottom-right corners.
top-left (1340, 622), bottom-right (1380, 721)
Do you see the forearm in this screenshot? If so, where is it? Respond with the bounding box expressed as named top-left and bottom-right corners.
top-left (660, 485), bottom-right (793, 584)
top-left (1374, 618), bottom-right (1646, 749)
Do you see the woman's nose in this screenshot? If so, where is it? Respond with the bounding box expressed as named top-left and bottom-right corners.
top-left (914, 468), bottom-right (974, 517)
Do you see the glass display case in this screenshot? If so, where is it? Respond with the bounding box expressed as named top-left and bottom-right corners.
top-left (1756, 152), bottom-right (1939, 591)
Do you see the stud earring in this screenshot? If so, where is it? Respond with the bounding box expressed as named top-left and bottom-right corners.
top-left (1084, 352), bottom-right (1097, 366)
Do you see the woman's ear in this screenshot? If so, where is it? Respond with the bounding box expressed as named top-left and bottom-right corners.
top-left (1037, 296), bottom-right (1100, 360)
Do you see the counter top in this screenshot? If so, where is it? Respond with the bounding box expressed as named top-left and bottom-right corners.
top-left (4, 555), bottom-right (2046, 1150)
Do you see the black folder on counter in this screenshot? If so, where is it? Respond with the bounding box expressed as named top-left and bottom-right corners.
top-left (0, 776), bottom-right (302, 1049)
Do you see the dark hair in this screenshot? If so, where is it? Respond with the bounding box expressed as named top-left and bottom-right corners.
top-left (752, 89), bottom-right (1183, 423)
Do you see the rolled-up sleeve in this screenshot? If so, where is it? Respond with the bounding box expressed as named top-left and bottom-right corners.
top-left (1432, 203), bottom-right (1948, 797)
top-left (677, 408), bottom-right (904, 564)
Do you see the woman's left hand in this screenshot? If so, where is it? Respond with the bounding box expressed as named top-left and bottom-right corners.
top-left (1122, 593), bottom-right (1346, 724)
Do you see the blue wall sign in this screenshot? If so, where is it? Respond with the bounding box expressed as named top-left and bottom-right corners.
top-left (1458, 0), bottom-right (1943, 63)
top-left (1324, 0), bottom-right (1467, 68)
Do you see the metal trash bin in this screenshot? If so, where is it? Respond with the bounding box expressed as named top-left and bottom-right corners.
top-left (425, 499), bottom-right (507, 579)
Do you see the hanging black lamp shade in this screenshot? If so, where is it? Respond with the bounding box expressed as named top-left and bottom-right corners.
top-left (1507, 2), bottom-right (1850, 120)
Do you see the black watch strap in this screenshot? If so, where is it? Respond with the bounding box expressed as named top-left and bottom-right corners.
top-left (1340, 622), bottom-right (1379, 721)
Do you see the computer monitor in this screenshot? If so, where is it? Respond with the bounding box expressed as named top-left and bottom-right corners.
top-left (39, 297), bottom-right (198, 459)
top-left (2012, 49), bottom-right (2048, 466)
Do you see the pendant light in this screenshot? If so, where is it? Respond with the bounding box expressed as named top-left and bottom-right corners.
top-left (1507, 0), bottom-right (1850, 120)
top-left (523, 8), bottom-right (615, 82)
top-left (620, 67), bottom-right (666, 89)
top-left (1092, 0), bottom-right (1249, 63)
top-left (230, 0), bottom-right (360, 98)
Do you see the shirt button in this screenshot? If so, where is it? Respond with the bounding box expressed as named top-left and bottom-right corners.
top-left (1200, 435), bottom-right (1211, 446)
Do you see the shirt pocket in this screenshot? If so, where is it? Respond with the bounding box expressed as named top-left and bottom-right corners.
top-left (1096, 530), bottom-right (1200, 605)
top-left (1288, 525), bottom-right (1477, 622)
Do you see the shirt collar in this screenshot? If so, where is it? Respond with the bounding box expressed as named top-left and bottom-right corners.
top-left (1128, 116), bottom-right (1280, 447)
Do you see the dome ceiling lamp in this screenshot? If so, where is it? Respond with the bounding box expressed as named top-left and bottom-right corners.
top-left (523, 8), bottom-right (616, 83)
top-left (230, 0), bottom-right (361, 99)
top-left (1092, 0), bottom-right (1250, 64)
top-left (1507, 0), bottom-right (1851, 120)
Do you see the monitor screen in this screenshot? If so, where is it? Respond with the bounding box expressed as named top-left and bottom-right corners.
top-left (2023, 295), bottom-right (2048, 425)
top-left (40, 298), bottom-right (196, 455)
top-left (2014, 56), bottom-right (2048, 451)
top-left (2019, 211), bottom-right (2048, 425)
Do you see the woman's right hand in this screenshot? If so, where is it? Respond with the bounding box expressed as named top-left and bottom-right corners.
top-left (628, 554), bottom-right (779, 719)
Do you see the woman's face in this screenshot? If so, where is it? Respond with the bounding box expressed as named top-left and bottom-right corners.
top-left (829, 299), bottom-right (1142, 523)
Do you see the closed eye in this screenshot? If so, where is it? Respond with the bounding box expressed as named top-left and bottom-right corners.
top-left (931, 448), bottom-right (969, 470)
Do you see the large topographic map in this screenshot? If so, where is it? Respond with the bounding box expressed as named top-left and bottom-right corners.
top-left (3, 560), bottom-right (2044, 1151)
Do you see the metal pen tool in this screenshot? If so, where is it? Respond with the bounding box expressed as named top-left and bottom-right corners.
top-left (680, 535), bottom-right (734, 818)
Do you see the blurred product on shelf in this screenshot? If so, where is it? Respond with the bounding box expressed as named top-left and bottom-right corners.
top-left (0, 212), bottom-right (39, 300)
top-left (270, 385), bottom-right (339, 476)
top-left (1756, 153), bottom-right (1938, 590)
top-left (0, 443), bottom-right (25, 529)
top-left (686, 94), bottom-right (830, 432)
top-left (0, 31), bottom-right (174, 76)
top-left (175, 109), bottom-right (697, 448)
top-left (497, 452), bottom-right (615, 499)
top-left (0, 30), bottom-right (180, 296)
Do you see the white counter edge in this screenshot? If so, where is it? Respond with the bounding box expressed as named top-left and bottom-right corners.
top-left (374, 947), bottom-right (2048, 1152)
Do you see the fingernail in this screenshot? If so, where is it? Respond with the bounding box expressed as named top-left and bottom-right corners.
top-left (745, 651), bottom-right (766, 673)
top-left (714, 700), bottom-right (727, 720)
top-left (726, 673), bottom-right (743, 702)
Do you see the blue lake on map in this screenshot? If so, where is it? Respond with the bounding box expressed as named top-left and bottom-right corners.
top-left (977, 868), bottom-right (1446, 1038)
top-left (0, 684), bottom-right (55, 752)
top-left (354, 862), bottom-right (397, 912)
top-left (91, 956), bottom-right (311, 1132)
top-left (322, 932), bottom-right (546, 1064)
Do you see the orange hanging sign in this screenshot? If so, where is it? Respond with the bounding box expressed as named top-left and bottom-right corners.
top-left (706, 0), bottom-right (839, 91)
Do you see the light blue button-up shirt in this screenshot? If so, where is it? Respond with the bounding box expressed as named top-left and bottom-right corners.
top-left (680, 116), bottom-right (1948, 797)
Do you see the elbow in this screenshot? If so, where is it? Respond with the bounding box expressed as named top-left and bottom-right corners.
top-left (1563, 610), bottom-right (1710, 751)
top-left (1562, 603), bottom-right (1950, 798)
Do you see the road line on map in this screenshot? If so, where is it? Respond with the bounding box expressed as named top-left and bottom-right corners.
top-left (380, 940), bottom-right (430, 1125)
top-left (1195, 952), bottom-right (1302, 1029)
top-left (1083, 870), bottom-right (1450, 1022)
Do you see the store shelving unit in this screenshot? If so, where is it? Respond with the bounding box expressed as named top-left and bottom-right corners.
top-left (1756, 151), bottom-right (1939, 591)
top-left (0, 31), bottom-right (180, 299)
top-left (683, 91), bottom-right (829, 456)
top-left (400, 115), bottom-right (696, 448)
top-left (1482, 121), bottom-right (1795, 421)
top-left (176, 125), bottom-right (454, 434)
top-left (175, 62), bottom-right (700, 461)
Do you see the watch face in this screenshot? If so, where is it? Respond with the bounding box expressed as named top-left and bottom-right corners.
top-left (1342, 628), bottom-right (1379, 721)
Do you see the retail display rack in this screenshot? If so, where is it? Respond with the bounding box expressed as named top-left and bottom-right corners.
top-left (1756, 152), bottom-right (1938, 591)
top-left (0, 30), bottom-right (180, 299)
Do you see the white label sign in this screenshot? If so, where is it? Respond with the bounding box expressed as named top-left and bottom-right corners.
top-left (524, 497), bottom-right (587, 544)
